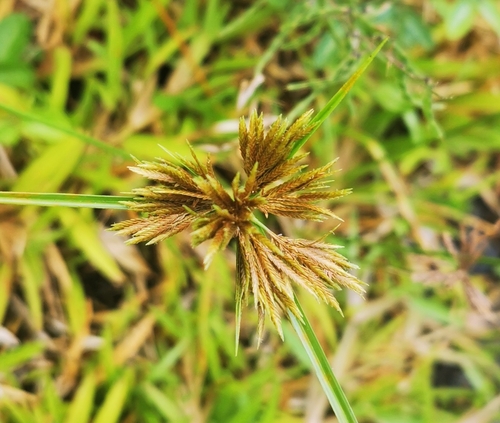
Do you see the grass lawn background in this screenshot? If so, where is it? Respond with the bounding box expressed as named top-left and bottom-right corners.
top-left (0, 1), bottom-right (499, 422)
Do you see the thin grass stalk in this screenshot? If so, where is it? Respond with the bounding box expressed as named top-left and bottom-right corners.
top-left (288, 296), bottom-right (357, 423)
top-left (0, 192), bottom-right (130, 209)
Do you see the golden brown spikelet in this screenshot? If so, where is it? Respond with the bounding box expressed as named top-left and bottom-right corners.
top-left (112, 111), bottom-right (365, 345)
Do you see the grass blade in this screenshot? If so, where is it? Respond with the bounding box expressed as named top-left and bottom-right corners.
top-left (0, 192), bottom-right (130, 209)
top-left (92, 369), bottom-right (133, 423)
top-left (288, 297), bottom-right (358, 423)
top-left (63, 372), bottom-right (96, 423)
top-left (0, 103), bottom-right (130, 159)
top-left (289, 37), bottom-right (389, 158)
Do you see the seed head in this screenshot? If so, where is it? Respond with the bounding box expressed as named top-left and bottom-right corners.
top-left (112, 110), bottom-right (365, 346)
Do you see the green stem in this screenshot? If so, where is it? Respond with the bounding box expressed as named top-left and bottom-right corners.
top-left (253, 216), bottom-right (356, 422)
top-left (288, 297), bottom-right (357, 423)
top-left (0, 192), bottom-right (131, 209)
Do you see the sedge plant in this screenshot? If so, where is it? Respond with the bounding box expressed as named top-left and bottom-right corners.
top-left (0, 39), bottom-right (387, 423)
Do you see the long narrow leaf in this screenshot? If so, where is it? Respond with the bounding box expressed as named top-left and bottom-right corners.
top-left (289, 38), bottom-right (388, 158)
top-left (0, 103), bottom-right (130, 159)
top-left (288, 297), bottom-right (358, 423)
top-left (0, 192), bottom-right (130, 209)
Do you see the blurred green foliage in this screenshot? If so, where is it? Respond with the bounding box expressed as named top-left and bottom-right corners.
top-left (0, 0), bottom-right (500, 422)
top-left (0, 13), bottom-right (34, 89)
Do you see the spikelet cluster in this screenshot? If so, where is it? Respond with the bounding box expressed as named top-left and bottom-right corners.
top-left (112, 110), bottom-right (365, 344)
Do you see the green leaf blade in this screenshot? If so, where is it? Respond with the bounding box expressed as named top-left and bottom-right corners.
top-left (0, 192), bottom-right (130, 209)
top-left (289, 37), bottom-right (389, 158)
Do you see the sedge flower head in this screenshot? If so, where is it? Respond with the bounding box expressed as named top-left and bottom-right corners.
top-left (112, 110), bottom-right (365, 345)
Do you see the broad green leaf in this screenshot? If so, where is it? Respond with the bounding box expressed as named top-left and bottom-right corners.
top-left (0, 103), bottom-right (129, 158)
top-left (445, 0), bottom-right (476, 40)
top-left (478, 0), bottom-right (500, 35)
top-left (369, 4), bottom-right (433, 49)
top-left (398, 7), bottom-right (434, 50)
top-left (448, 92), bottom-right (500, 114)
top-left (122, 133), bottom-right (207, 161)
top-left (373, 82), bottom-right (411, 113)
top-left (13, 137), bottom-right (85, 193)
top-left (0, 83), bottom-right (30, 110)
top-left (0, 65), bottom-right (34, 89)
top-left (0, 14), bottom-right (31, 63)
top-left (409, 296), bottom-right (452, 324)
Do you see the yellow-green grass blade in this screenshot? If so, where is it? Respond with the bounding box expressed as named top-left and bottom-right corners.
top-left (92, 369), bottom-right (133, 423)
top-left (0, 192), bottom-right (130, 209)
top-left (19, 248), bottom-right (45, 331)
top-left (0, 342), bottom-right (45, 373)
top-left (289, 38), bottom-right (389, 158)
top-left (0, 103), bottom-right (129, 159)
top-left (13, 136), bottom-right (85, 193)
top-left (105, 0), bottom-right (123, 110)
top-left (63, 372), bottom-right (96, 423)
top-left (142, 383), bottom-right (187, 422)
top-left (49, 46), bottom-right (72, 112)
top-left (0, 264), bottom-right (13, 324)
top-left (288, 297), bottom-right (358, 423)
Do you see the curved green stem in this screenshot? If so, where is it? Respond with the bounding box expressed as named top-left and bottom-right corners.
top-left (288, 297), bottom-right (357, 423)
top-left (0, 192), bottom-right (131, 209)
